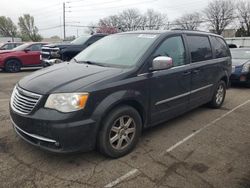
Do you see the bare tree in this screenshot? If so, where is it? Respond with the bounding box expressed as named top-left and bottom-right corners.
top-left (99, 15), bottom-right (121, 29)
top-left (143, 9), bottom-right (168, 30)
top-left (18, 14), bottom-right (42, 41)
top-left (174, 12), bottom-right (201, 30)
top-left (237, 0), bottom-right (250, 36)
top-left (119, 9), bottom-right (144, 31)
top-left (204, 0), bottom-right (235, 35)
top-left (96, 9), bottom-right (168, 32)
top-left (0, 16), bottom-right (17, 40)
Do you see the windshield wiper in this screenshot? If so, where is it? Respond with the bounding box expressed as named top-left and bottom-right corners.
top-left (71, 58), bottom-right (79, 63)
top-left (81, 61), bottom-right (106, 67)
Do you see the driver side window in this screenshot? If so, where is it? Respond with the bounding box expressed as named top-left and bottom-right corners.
top-left (30, 44), bottom-right (42, 51)
top-left (153, 36), bottom-right (186, 67)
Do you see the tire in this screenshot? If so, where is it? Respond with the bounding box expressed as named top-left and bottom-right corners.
top-left (5, 59), bottom-right (21, 73)
top-left (209, 80), bottom-right (226, 108)
top-left (98, 105), bottom-right (142, 158)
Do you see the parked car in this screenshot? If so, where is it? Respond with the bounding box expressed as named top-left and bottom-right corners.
top-left (0, 42), bottom-right (23, 50)
top-left (230, 48), bottom-right (250, 87)
top-left (0, 42), bottom-right (48, 72)
top-left (41, 34), bottom-right (107, 66)
top-left (10, 30), bottom-right (231, 158)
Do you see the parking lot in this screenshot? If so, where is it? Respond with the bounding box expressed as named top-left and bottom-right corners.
top-left (0, 69), bottom-right (249, 188)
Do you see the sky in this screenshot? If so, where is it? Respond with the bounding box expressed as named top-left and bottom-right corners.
top-left (0, 0), bottom-right (212, 38)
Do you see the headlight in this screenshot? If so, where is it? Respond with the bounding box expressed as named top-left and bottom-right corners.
top-left (242, 62), bottom-right (250, 73)
top-left (45, 93), bottom-right (89, 112)
top-left (51, 48), bottom-right (60, 57)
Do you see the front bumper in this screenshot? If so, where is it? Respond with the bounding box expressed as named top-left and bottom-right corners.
top-left (42, 58), bottom-right (63, 67)
top-left (230, 72), bottom-right (250, 84)
top-left (10, 108), bottom-right (97, 153)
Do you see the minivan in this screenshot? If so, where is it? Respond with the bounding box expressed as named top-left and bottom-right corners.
top-left (10, 30), bottom-right (232, 158)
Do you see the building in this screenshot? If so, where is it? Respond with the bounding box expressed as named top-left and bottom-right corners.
top-left (0, 37), bottom-right (22, 42)
top-left (225, 37), bottom-right (250, 48)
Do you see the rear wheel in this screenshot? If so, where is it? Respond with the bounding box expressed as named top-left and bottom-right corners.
top-left (209, 80), bottom-right (226, 108)
top-left (98, 105), bottom-right (142, 158)
top-left (5, 59), bottom-right (21, 73)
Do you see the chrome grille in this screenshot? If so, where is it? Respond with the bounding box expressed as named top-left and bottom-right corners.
top-left (11, 86), bottom-right (42, 115)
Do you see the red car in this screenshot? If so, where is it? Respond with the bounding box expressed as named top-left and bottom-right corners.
top-left (0, 42), bottom-right (48, 72)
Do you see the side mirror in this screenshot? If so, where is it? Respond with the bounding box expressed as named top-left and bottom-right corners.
top-left (151, 56), bottom-right (173, 71)
top-left (24, 48), bottom-right (30, 52)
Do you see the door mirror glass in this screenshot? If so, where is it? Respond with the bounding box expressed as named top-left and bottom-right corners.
top-left (151, 56), bottom-right (173, 71)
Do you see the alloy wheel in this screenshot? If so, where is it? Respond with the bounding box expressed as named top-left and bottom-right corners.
top-left (215, 84), bottom-right (225, 105)
top-left (109, 115), bottom-right (136, 150)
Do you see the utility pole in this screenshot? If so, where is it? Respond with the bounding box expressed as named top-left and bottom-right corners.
top-left (63, 2), bottom-right (66, 40)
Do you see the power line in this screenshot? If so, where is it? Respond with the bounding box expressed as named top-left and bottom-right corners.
top-left (66, 0), bottom-right (158, 12)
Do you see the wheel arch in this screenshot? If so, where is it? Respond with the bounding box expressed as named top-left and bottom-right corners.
top-left (92, 90), bottom-right (147, 140)
top-left (4, 57), bottom-right (23, 66)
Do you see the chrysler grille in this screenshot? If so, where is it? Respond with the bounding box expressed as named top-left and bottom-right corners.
top-left (11, 86), bottom-right (42, 115)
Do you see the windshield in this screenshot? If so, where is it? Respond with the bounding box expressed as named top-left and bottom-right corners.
top-left (231, 49), bottom-right (250, 59)
top-left (12, 43), bottom-right (30, 51)
top-left (74, 33), bottom-right (158, 67)
top-left (71, 35), bottom-right (91, 45)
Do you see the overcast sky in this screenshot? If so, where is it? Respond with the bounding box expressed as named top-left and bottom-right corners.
top-left (0, 0), bottom-right (212, 38)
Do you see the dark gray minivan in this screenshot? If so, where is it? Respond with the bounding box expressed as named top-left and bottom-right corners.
top-left (10, 30), bottom-right (231, 158)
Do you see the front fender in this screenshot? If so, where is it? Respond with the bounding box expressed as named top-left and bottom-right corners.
top-left (91, 89), bottom-right (147, 129)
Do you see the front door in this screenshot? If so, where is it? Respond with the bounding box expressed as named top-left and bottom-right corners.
top-left (150, 35), bottom-right (192, 125)
top-left (22, 44), bottom-right (42, 66)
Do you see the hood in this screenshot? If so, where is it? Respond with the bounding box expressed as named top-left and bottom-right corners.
top-left (18, 62), bottom-right (124, 95)
top-left (0, 50), bottom-right (14, 54)
top-left (232, 59), bottom-right (250, 66)
top-left (44, 43), bottom-right (80, 49)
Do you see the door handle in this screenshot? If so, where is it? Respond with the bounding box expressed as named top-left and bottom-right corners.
top-left (182, 71), bottom-right (191, 76)
top-left (193, 69), bottom-right (200, 74)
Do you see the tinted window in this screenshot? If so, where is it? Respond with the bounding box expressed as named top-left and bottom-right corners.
top-left (30, 44), bottom-right (41, 51)
top-left (210, 36), bottom-right (229, 58)
top-left (71, 35), bottom-right (91, 45)
top-left (187, 35), bottom-right (212, 63)
top-left (88, 36), bottom-right (103, 45)
top-left (153, 36), bottom-right (186, 67)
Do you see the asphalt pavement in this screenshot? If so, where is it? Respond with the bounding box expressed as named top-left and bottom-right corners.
top-left (0, 69), bottom-right (250, 188)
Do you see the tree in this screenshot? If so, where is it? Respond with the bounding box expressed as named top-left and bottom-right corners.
top-left (174, 12), bottom-right (201, 30)
top-left (96, 9), bottom-right (168, 32)
top-left (99, 15), bottom-right (121, 29)
top-left (0, 16), bottom-right (17, 40)
top-left (204, 0), bottom-right (235, 35)
top-left (235, 26), bottom-right (247, 37)
top-left (96, 25), bottom-right (119, 34)
top-left (143, 9), bottom-right (168, 30)
top-left (237, 0), bottom-right (250, 36)
top-left (119, 9), bottom-right (144, 31)
top-left (18, 14), bottom-right (42, 41)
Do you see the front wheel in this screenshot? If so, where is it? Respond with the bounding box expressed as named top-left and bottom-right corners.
top-left (209, 80), bottom-right (226, 108)
top-left (98, 106), bottom-right (142, 158)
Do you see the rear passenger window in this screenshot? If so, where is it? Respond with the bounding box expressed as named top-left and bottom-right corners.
top-left (153, 36), bottom-right (186, 67)
top-left (187, 35), bottom-right (212, 63)
top-left (210, 36), bottom-right (229, 58)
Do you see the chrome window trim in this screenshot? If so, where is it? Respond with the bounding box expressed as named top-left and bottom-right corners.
top-left (137, 57), bottom-right (230, 76)
top-left (11, 118), bottom-right (57, 143)
top-left (155, 84), bottom-right (213, 106)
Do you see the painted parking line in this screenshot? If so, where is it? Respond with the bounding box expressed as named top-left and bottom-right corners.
top-left (165, 100), bottom-right (250, 153)
top-left (104, 169), bottom-right (139, 188)
top-left (104, 100), bottom-right (250, 188)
